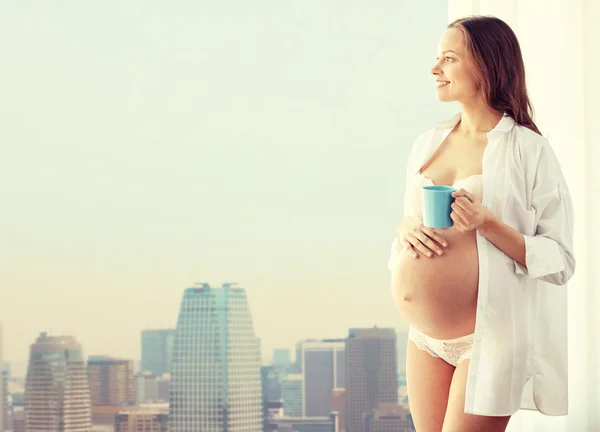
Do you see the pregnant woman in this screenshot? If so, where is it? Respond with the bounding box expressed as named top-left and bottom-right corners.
top-left (388, 16), bottom-right (576, 432)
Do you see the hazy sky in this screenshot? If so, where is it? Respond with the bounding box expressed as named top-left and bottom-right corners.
top-left (1, 0), bottom-right (455, 372)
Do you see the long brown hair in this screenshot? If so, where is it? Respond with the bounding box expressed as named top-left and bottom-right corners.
top-left (448, 16), bottom-right (541, 135)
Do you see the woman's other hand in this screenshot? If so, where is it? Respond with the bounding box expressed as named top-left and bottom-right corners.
top-left (396, 216), bottom-right (448, 259)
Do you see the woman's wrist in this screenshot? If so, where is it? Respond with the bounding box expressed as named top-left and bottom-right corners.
top-left (477, 209), bottom-right (527, 267)
top-left (396, 216), bottom-right (415, 252)
top-left (478, 209), bottom-right (499, 236)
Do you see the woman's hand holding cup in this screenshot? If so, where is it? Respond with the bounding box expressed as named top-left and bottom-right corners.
top-left (396, 216), bottom-right (448, 259)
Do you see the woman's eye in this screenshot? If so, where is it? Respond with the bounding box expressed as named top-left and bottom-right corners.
top-left (445, 56), bottom-right (454, 62)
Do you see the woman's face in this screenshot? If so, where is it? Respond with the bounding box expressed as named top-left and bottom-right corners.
top-left (431, 28), bottom-right (481, 103)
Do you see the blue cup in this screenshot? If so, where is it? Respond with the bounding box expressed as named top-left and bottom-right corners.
top-left (422, 185), bottom-right (456, 228)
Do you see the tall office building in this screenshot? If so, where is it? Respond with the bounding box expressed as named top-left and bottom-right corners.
top-left (140, 330), bottom-right (174, 377)
top-left (169, 283), bottom-right (263, 431)
top-left (294, 339), bottom-right (318, 373)
top-left (301, 339), bottom-right (346, 417)
top-left (345, 327), bottom-right (397, 432)
top-left (87, 356), bottom-right (134, 428)
top-left (87, 356), bottom-right (135, 406)
top-left (24, 332), bottom-right (92, 431)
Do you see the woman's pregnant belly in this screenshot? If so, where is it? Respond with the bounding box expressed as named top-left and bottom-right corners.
top-left (391, 228), bottom-right (479, 339)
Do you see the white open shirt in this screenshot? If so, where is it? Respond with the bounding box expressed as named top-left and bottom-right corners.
top-left (387, 112), bottom-right (576, 416)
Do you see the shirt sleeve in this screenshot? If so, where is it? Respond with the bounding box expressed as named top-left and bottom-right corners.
top-left (513, 141), bottom-right (576, 285)
top-left (387, 136), bottom-right (422, 273)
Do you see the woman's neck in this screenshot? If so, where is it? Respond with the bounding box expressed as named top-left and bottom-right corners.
top-left (457, 103), bottom-right (504, 136)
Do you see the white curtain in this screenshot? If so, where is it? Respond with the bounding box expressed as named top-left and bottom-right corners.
top-left (447, 1), bottom-right (600, 431)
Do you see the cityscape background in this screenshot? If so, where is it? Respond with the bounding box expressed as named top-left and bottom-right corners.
top-left (0, 287), bottom-right (415, 431)
top-left (0, 0), bottom-right (454, 370)
top-left (0, 1), bottom-right (457, 431)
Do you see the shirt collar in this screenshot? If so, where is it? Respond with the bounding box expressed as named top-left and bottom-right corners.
top-left (436, 111), bottom-right (515, 139)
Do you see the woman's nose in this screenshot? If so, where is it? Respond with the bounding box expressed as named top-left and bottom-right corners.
top-left (430, 59), bottom-right (441, 75)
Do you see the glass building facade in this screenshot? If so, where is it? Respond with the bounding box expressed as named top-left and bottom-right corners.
top-left (141, 329), bottom-right (175, 377)
top-left (169, 283), bottom-right (262, 432)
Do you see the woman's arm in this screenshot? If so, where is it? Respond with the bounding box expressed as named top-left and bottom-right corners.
top-left (452, 140), bottom-right (575, 286)
top-left (479, 213), bottom-right (526, 268)
top-left (450, 192), bottom-right (526, 267)
top-left (510, 141), bottom-right (575, 285)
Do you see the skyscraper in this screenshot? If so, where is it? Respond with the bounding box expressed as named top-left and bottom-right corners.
top-left (24, 332), bottom-right (92, 431)
top-left (345, 327), bottom-right (398, 432)
top-left (140, 330), bottom-right (175, 377)
top-left (294, 338), bottom-right (318, 373)
top-left (169, 283), bottom-right (263, 432)
top-left (301, 339), bottom-right (346, 417)
top-left (87, 356), bottom-right (135, 406)
top-left (87, 356), bottom-right (135, 428)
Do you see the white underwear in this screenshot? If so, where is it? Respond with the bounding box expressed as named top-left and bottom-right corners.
top-left (409, 326), bottom-right (474, 367)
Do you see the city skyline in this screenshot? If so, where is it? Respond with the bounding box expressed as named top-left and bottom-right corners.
top-left (1, 315), bottom-right (411, 382)
top-left (2, 319), bottom-right (411, 430)
top-left (0, 1), bottom-right (453, 367)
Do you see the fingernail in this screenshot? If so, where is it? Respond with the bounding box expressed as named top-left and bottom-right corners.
top-left (437, 249), bottom-right (442, 255)
top-left (443, 242), bottom-right (448, 247)
top-left (427, 252), bottom-right (432, 257)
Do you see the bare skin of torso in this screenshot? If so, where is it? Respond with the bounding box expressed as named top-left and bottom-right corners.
top-left (391, 127), bottom-right (489, 340)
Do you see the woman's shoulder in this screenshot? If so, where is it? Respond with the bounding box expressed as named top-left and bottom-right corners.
top-left (510, 124), bottom-right (564, 177)
top-left (511, 123), bottom-right (550, 154)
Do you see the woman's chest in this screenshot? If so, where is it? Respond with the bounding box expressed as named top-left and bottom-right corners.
top-left (419, 132), bottom-right (489, 185)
